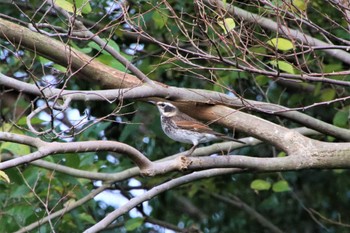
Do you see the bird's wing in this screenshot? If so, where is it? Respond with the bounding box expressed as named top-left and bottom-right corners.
top-left (175, 120), bottom-right (246, 144)
top-left (175, 120), bottom-right (217, 134)
top-left (174, 112), bottom-right (220, 134)
top-left (175, 112), bottom-right (200, 122)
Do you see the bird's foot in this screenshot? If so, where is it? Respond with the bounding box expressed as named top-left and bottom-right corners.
top-left (184, 145), bottom-right (197, 157)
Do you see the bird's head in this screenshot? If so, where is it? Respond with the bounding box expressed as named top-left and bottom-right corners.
top-left (156, 102), bottom-right (178, 117)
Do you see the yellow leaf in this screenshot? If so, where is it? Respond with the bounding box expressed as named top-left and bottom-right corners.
top-left (64, 199), bottom-right (77, 208)
top-left (267, 38), bottom-right (294, 51)
top-left (54, 0), bottom-right (82, 15)
top-left (0, 170), bottom-right (10, 183)
top-left (292, 0), bottom-right (308, 11)
top-left (218, 18), bottom-right (236, 34)
top-left (54, 0), bottom-right (75, 13)
top-left (269, 60), bottom-right (296, 74)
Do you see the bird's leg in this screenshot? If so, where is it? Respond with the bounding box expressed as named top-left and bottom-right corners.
top-left (185, 144), bottom-right (198, 156)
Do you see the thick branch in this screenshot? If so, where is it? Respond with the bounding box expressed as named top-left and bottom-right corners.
top-left (83, 138), bottom-right (350, 233)
top-left (2, 73), bottom-right (350, 142)
top-left (0, 16), bottom-right (349, 142)
top-left (177, 103), bottom-right (314, 153)
top-left (45, 0), bottom-right (155, 86)
top-left (0, 17), bottom-right (141, 88)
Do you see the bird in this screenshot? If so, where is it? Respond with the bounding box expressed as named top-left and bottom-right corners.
top-left (154, 101), bottom-right (245, 155)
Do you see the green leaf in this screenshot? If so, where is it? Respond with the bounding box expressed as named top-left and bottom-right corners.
top-left (65, 153), bottom-right (81, 168)
top-left (272, 180), bottom-right (291, 192)
top-left (79, 152), bottom-right (96, 167)
top-left (333, 169), bottom-right (345, 174)
top-left (96, 54), bottom-right (127, 72)
top-left (38, 56), bottom-right (52, 65)
top-left (54, 0), bottom-right (91, 15)
top-left (313, 82), bottom-right (322, 96)
top-left (287, 93), bottom-right (304, 106)
top-left (320, 88), bottom-right (336, 101)
top-left (7, 205), bottom-right (33, 223)
top-left (269, 60), bottom-right (296, 74)
top-left (0, 142), bottom-right (30, 156)
top-left (125, 217), bottom-right (144, 231)
top-left (0, 170), bottom-right (10, 183)
top-left (188, 184), bottom-right (200, 198)
top-left (38, 56), bottom-right (67, 72)
top-left (79, 213), bottom-right (95, 224)
top-left (323, 63), bottom-right (343, 73)
top-left (53, 63), bottom-right (67, 72)
top-left (250, 179), bottom-right (271, 191)
top-left (17, 116), bottom-right (44, 126)
top-left (152, 10), bottom-right (168, 29)
top-left (249, 46), bottom-right (268, 60)
top-left (218, 18), bottom-right (236, 34)
top-left (255, 75), bottom-right (269, 86)
top-left (267, 38), bottom-right (294, 51)
top-left (333, 108), bottom-right (349, 128)
top-left (74, 0), bottom-right (92, 14)
top-left (88, 39), bottom-right (120, 54)
top-left (78, 46), bottom-right (93, 54)
top-left (12, 184), bottom-right (31, 198)
top-left (1, 123), bottom-right (19, 133)
top-left (260, 195), bottom-right (279, 210)
top-left (118, 114), bottom-right (141, 142)
top-left (70, 41), bottom-right (92, 54)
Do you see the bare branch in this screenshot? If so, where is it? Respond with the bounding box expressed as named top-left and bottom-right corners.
top-left (1, 153), bottom-right (118, 180)
top-left (0, 132), bottom-right (152, 171)
top-left (83, 168), bottom-right (243, 233)
top-left (206, 0), bottom-right (350, 64)
top-left (14, 184), bottom-right (109, 233)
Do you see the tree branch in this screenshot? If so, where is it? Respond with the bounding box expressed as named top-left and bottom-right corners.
top-left (2, 72), bottom-right (350, 142)
top-left (14, 184), bottom-right (109, 233)
top-left (0, 17), bottom-right (141, 88)
top-left (83, 168), bottom-right (243, 233)
top-left (0, 132), bottom-right (153, 172)
top-left (1, 153), bottom-right (118, 180)
top-left (207, 0), bottom-right (350, 65)
top-left (45, 0), bottom-right (156, 86)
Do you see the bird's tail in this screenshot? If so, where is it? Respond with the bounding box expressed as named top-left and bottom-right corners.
top-left (219, 135), bottom-right (246, 144)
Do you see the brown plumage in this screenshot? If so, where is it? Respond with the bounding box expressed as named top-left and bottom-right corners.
top-left (155, 102), bottom-right (245, 154)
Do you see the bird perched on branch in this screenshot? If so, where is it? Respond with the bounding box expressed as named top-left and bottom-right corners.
top-left (154, 101), bottom-right (245, 155)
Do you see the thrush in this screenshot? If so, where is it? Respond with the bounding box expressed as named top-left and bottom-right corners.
top-left (155, 101), bottom-right (245, 155)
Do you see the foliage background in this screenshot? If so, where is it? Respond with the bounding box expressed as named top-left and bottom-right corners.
top-left (0, 0), bottom-right (350, 232)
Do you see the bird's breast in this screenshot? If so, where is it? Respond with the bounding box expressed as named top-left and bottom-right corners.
top-left (160, 116), bottom-right (217, 144)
